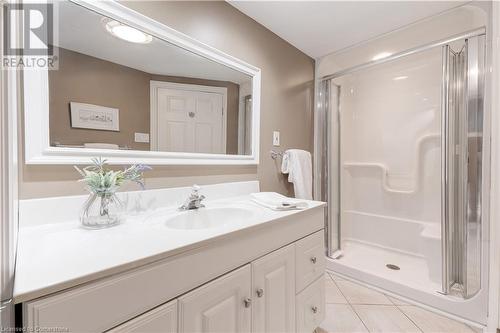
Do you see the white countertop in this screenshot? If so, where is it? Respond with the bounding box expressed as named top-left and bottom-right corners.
top-left (14, 194), bottom-right (325, 303)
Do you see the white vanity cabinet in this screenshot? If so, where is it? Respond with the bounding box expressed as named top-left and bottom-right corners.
top-left (21, 207), bottom-right (326, 333)
top-left (178, 242), bottom-right (303, 333)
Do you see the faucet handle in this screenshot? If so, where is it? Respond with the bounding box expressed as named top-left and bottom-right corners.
top-left (190, 185), bottom-right (203, 199)
top-left (191, 185), bottom-right (201, 197)
top-left (179, 185), bottom-right (205, 210)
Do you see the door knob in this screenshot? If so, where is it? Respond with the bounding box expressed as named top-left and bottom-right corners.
top-left (244, 297), bottom-right (252, 308)
top-left (188, 111), bottom-right (195, 118)
top-left (310, 256), bottom-right (317, 264)
top-left (311, 306), bottom-right (318, 314)
top-left (256, 288), bottom-right (264, 297)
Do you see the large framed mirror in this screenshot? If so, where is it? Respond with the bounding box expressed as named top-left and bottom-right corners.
top-left (22, 0), bottom-right (260, 165)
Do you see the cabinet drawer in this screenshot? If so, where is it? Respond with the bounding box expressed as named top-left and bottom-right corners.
top-left (107, 300), bottom-right (177, 333)
top-left (296, 276), bottom-right (325, 333)
top-left (295, 231), bottom-right (325, 292)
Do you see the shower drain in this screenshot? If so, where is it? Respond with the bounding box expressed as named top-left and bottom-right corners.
top-left (386, 264), bottom-right (401, 270)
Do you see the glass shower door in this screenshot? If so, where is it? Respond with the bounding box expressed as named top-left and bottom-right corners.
top-left (336, 46), bottom-right (443, 293)
top-left (318, 33), bottom-right (486, 299)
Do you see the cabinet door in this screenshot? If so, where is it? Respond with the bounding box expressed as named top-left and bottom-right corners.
top-left (178, 265), bottom-right (251, 333)
top-left (107, 300), bottom-right (177, 333)
top-left (252, 244), bottom-right (296, 333)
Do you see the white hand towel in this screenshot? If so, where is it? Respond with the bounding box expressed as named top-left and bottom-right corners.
top-left (281, 149), bottom-right (313, 200)
top-left (251, 192), bottom-right (308, 211)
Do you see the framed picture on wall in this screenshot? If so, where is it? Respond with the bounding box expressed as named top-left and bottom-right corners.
top-left (70, 102), bottom-right (120, 131)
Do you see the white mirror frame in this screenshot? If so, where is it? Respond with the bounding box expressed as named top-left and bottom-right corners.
top-left (22, 0), bottom-right (261, 165)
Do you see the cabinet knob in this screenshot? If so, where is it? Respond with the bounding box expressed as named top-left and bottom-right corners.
top-left (256, 288), bottom-right (264, 297)
top-left (311, 306), bottom-right (318, 314)
top-left (310, 256), bottom-right (317, 264)
top-left (244, 297), bottom-right (252, 308)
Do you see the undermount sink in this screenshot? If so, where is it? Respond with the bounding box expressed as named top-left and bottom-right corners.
top-left (163, 206), bottom-right (255, 230)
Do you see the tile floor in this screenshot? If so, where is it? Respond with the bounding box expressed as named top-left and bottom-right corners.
top-left (318, 271), bottom-right (482, 333)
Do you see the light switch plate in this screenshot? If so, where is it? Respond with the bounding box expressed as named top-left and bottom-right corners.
top-left (135, 132), bottom-right (150, 143)
top-left (273, 131), bottom-right (280, 146)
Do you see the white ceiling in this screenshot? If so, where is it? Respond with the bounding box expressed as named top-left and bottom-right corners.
top-left (56, 1), bottom-right (251, 84)
top-left (229, 1), bottom-right (466, 58)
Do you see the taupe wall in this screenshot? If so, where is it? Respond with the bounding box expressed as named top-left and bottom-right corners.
top-left (49, 47), bottom-right (240, 154)
top-left (19, 1), bottom-right (314, 199)
top-left (49, 47), bottom-right (151, 151)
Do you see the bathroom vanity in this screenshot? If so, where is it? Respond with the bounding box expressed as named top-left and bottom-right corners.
top-left (14, 181), bottom-right (326, 332)
top-left (11, 0), bottom-right (326, 331)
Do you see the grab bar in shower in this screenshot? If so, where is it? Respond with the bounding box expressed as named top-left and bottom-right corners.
top-left (343, 133), bottom-right (440, 195)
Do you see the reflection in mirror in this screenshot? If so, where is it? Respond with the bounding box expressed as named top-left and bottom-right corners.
top-left (49, 1), bottom-right (253, 156)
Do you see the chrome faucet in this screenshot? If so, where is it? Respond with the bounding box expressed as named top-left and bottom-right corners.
top-left (179, 185), bottom-right (206, 210)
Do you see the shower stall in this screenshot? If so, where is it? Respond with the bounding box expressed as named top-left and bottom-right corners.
top-left (316, 29), bottom-right (489, 324)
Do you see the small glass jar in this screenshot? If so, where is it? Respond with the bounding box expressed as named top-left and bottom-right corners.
top-left (81, 189), bottom-right (123, 229)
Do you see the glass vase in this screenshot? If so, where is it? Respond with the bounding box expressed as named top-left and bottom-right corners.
top-left (81, 190), bottom-right (123, 229)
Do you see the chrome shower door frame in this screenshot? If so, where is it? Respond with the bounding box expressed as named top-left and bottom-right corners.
top-left (316, 79), bottom-right (342, 258)
top-left (441, 35), bottom-right (486, 298)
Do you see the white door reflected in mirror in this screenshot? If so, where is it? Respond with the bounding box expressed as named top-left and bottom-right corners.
top-left (152, 82), bottom-right (226, 154)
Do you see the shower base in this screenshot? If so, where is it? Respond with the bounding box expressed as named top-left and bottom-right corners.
top-left (327, 240), bottom-right (487, 325)
top-left (333, 240), bottom-right (441, 292)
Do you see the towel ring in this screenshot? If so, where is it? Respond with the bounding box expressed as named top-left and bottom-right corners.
top-left (270, 150), bottom-right (284, 160)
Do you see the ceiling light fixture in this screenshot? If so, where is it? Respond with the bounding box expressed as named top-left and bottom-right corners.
top-left (103, 18), bottom-right (152, 44)
top-left (372, 52), bottom-right (392, 61)
top-left (393, 76), bottom-right (408, 81)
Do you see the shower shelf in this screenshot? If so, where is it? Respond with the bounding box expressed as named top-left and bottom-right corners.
top-left (343, 133), bottom-right (439, 194)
